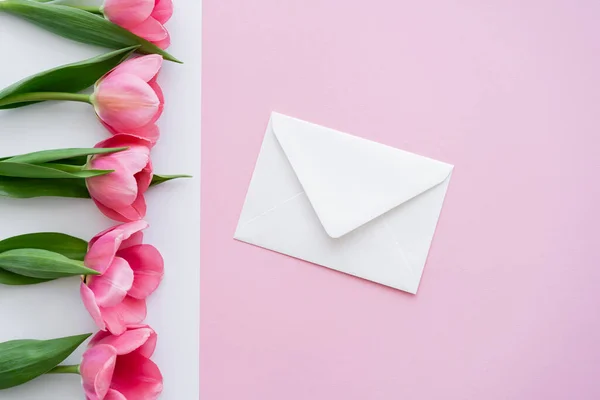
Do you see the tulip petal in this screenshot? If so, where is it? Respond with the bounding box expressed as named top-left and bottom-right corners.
top-left (100, 296), bottom-right (147, 335)
top-left (87, 161), bottom-right (140, 210)
top-left (85, 228), bottom-right (119, 274)
top-left (131, 192), bottom-right (148, 219)
top-left (107, 193), bottom-right (147, 223)
top-left (129, 17), bottom-right (169, 42)
top-left (88, 257), bottom-right (134, 308)
top-left (117, 245), bottom-right (164, 299)
top-left (147, 79), bottom-right (164, 123)
top-left (81, 344), bottom-right (117, 400)
top-left (153, 30), bottom-right (171, 49)
top-left (95, 133), bottom-right (154, 154)
top-left (94, 199), bottom-right (139, 223)
top-left (103, 0), bottom-right (155, 27)
top-left (109, 55), bottom-right (163, 83)
top-left (136, 327), bottom-right (158, 358)
top-left (91, 326), bottom-right (156, 356)
top-left (105, 389), bottom-right (127, 400)
top-left (111, 353), bottom-right (163, 400)
top-left (89, 329), bottom-right (110, 347)
top-left (99, 120), bottom-right (160, 146)
top-left (100, 120), bottom-right (118, 135)
top-left (86, 221), bottom-right (149, 273)
top-left (94, 74), bottom-right (160, 131)
top-left (81, 283), bottom-right (106, 331)
top-left (90, 325), bottom-right (156, 358)
top-left (129, 122), bottom-right (161, 144)
top-left (88, 224), bottom-right (119, 247)
top-left (120, 231), bottom-right (144, 250)
top-left (152, 0), bottom-right (173, 24)
top-left (92, 145), bottom-right (151, 176)
top-left (136, 161), bottom-right (154, 194)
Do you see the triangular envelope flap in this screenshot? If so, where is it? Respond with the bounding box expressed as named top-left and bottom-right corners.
top-left (271, 112), bottom-right (453, 238)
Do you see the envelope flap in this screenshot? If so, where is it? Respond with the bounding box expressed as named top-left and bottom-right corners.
top-left (271, 113), bottom-right (453, 238)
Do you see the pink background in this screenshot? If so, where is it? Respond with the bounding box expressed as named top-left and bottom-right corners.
top-left (201, 1), bottom-right (600, 399)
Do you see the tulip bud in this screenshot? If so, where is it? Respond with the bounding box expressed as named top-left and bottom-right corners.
top-left (91, 55), bottom-right (165, 142)
top-left (0, 50), bottom-right (165, 143)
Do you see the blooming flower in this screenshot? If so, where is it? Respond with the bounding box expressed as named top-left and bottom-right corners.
top-left (80, 221), bottom-right (164, 335)
top-left (102, 0), bottom-right (173, 49)
top-left (91, 55), bottom-right (164, 143)
top-left (80, 325), bottom-right (163, 400)
top-left (86, 134), bottom-right (154, 223)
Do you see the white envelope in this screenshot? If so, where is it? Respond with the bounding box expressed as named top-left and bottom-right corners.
top-left (234, 113), bottom-right (453, 294)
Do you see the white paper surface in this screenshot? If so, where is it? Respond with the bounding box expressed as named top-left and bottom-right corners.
top-left (0, 2), bottom-right (201, 399)
top-left (235, 113), bottom-right (452, 294)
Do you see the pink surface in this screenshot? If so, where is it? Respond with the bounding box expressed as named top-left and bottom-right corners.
top-left (201, 1), bottom-right (600, 399)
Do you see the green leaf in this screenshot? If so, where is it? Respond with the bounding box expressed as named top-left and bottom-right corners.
top-left (5, 147), bottom-right (127, 164)
top-left (0, 46), bottom-right (137, 109)
top-left (0, 176), bottom-right (91, 198)
top-left (151, 174), bottom-right (192, 187)
top-left (0, 231), bottom-right (89, 285)
top-left (0, 232), bottom-right (88, 260)
top-left (0, 268), bottom-right (51, 285)
top-left (55, 155), bottom-right (89, 166)
top-left (0, 0), bottom-right (181, 63)
top-left (0, 248), bottom-right (99, 279)
top-left (0, 162), bottom-right (112, 179)
top-left (0, 333), bottom-right (90, 390)
top-left (38, 164), bottom-right (113, 178)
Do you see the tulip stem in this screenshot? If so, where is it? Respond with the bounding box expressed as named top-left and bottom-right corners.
top-left (0, 92), bottom-right (91, 107)
top-left (46, 364), bottom-right (80, 375)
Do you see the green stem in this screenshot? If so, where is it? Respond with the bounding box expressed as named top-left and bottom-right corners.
top-left (46, 364), bottom-right (80, 375)
top-left (0, 92), bottom-right (91, 107)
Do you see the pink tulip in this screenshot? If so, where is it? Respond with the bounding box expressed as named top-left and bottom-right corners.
top-left (80, 221), bottom-right (164, 335)
top-left (92, 55), bottom-right (164, 143)
top-left (86, 134), bottom-right (154, 223)
top-left (81, 325), bottom-right (163, 400)
top-left (102, 0), bottom-right (173, 49)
